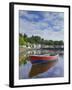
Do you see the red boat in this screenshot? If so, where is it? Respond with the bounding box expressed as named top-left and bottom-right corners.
top-left (29, 53), bottom-right (58, 64)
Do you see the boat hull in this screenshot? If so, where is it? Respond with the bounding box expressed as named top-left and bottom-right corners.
top-left (29, 54), bottom-right (58, 64)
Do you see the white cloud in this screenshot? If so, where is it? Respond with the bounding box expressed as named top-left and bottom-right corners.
top-left (19, 11), bottom-right (64, 41)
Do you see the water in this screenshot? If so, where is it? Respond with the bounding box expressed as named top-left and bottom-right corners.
top-left (19, 49), bottom-right (64, 79)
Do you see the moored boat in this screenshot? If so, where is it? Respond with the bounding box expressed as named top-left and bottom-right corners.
top-left (29, 53), bottom-right (58, 64)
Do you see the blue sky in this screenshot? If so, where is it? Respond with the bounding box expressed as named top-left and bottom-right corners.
top-left (19, 10), bottom-right (64, 41)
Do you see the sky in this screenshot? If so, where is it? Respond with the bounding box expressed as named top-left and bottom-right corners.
top-left (19, 10), bottom-right (64, 41)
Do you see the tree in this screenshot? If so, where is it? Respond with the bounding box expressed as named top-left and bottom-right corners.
top-left (19, 36), bottom-right (25, 45)
top-left (19, 33), bottom-right (27, 45)
top-left (58, 40), bottom-right (64, 48)
top-left (23, 34), bottom-right (27, 38)
top-left (19, 33), bottom-right (64, 48)
top-left (19, 33), bottom-right (23, 37)
top-left (54, 41), bottom-right (59, 45)
top-left (48, 40), bottom-right (54, 45)
top-left (58, 40), bottom-right (64, 45)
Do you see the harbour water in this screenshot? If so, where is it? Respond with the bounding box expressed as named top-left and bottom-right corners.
top-left (19, 49), bottom-right (64, 79)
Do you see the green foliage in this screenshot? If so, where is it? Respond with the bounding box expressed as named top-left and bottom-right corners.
top-left (19, 57), bottom-right (27, 65)
top-left (54, 40), bottom-right (64, 46)
top-left (23, 34), bottom-right (27, 38)
top-left (54, 41), bottom-right (59, 45)
top-left (58, 40), bottom-right (64, 45)
top-left (23, 59), bottom-right (27, 64)
top-left (19, 36), bottom-right (25, 45)
top-left (19, 33), bottom-right (27, 45)
top-left (47, 40), bottom-right (54, 45)
top-left (19, 33), bottom-right (64, 46)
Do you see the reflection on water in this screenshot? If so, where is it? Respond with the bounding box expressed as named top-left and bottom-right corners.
top-left (19, 49), bottom-right (64, 79)
top-left (29, 60), bottom-right (58, 78)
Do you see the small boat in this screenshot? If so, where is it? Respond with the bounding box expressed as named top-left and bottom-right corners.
top-left (29, 53), bottom-right (58, 64)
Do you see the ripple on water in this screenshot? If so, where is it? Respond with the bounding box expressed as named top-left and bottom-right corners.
top-left (19, 55), bottom-right (64, 79)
